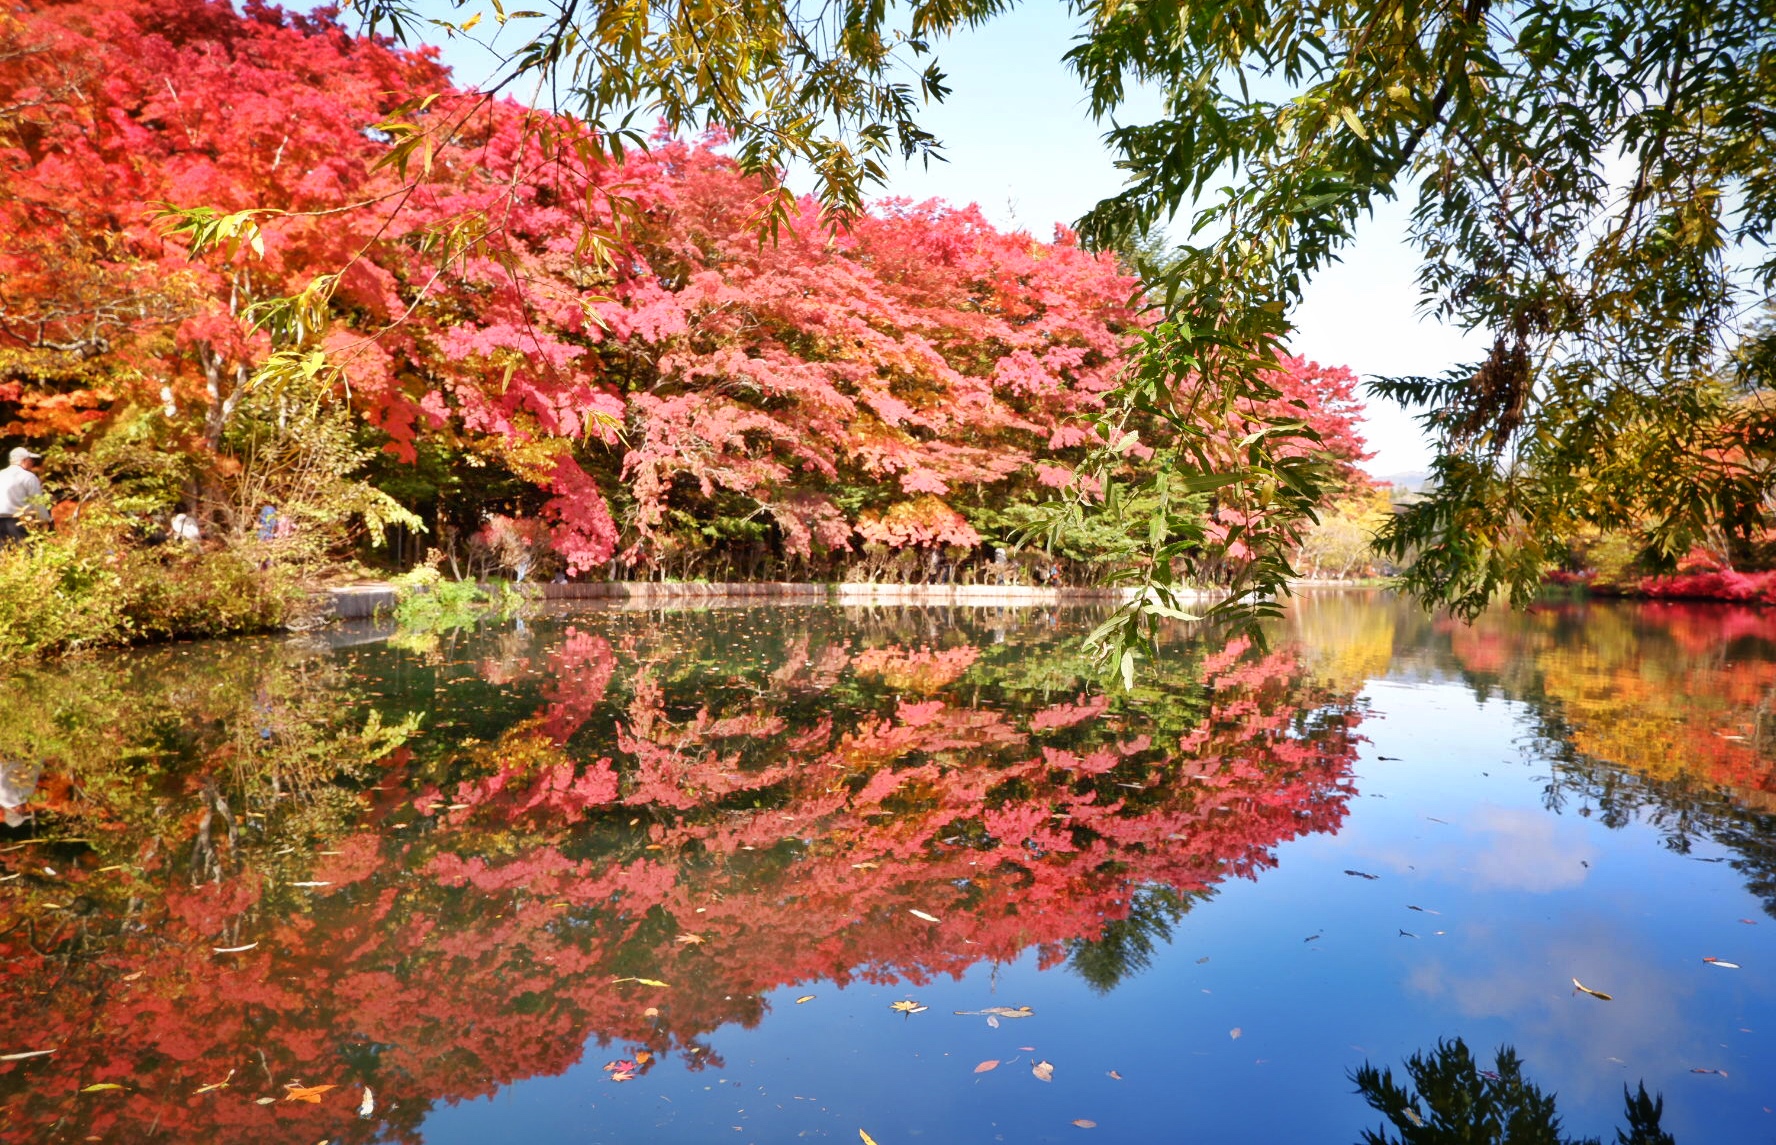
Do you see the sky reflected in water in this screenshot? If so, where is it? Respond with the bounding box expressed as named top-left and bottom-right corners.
top-left (1, 592), bottom-right (1773, 1143)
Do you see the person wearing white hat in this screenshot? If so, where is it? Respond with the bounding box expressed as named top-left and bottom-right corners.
top-left (0, 446), bottom-right (47, 545)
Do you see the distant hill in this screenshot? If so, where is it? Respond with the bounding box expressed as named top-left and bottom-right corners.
top-left (1377, 470), bottom-right (1432, 492)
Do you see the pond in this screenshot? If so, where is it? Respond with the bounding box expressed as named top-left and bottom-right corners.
top-left (1, 591), bottom-right (1773, 1143)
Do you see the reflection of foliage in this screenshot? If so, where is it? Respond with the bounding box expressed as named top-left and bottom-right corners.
top-left (1432, 601), bottom-right (1776, 918)
top-left (0, 607), bottom-right (1362, 1143)
top-left (1064, 883), bottom-right (1200, 994)
top-left (1352, 1039), bottom-right (1673, 1145)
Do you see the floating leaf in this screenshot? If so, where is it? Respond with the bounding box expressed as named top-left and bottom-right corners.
top-left (255, 1097), bottom-right (278, 1105)
top-left (1703, 958), bottom-right (1741, 969)
top-left (675, 933), bottom-right (705, 945)
top-left (987, 1016), bottom-right (999, 1028)
top-left (1107, 1070), bottom-right (1123, 1080)
top-left (1343, 870), bottom-right (1379, 880)
top-left (635, 1052), bottom-right (653, 1065)
top-left (1229, 1027), bottom-right (1242, 1039)
top-left (1073, 1119), bottom-right (1098, 1129)
top-left (1032, 1060), bottom-right (1054, 1082)
top-left (1690, 1067), bottom-right (1728, 1077)
top-left (282, 1083), bottom-right (336, 1103)
top-left (358, 1085), bottom-right (375, 1118)
top-left (80, 1083), bottom-right (125, 1092)
top-left (612, 977), bottom-right (670, 988)
top-left (860, 1131), bottom-right (880, 1145)
top-left (974, 1060), bottom-right (1000, 1074)
top-left (795, 995), bottom-right (816, 1004)
top-left (610, 1070), bottom-right (635, 1082)
top-left (955, 1006), bottom-right (1033, 1019)
top-left (603, 1060), bottom-right (638, 1074)
top-left (194, 1069), bottom-right (235, 1094)
top-left (289, 881), bottom-right (332, 888)
top-left (889, 1000), bottom-right (927, 1014)
top-left (908, 909), bottom-right (941, 923)
top-left (0, 1050), bottom-right (54, 1062)
top-left (1572, 978), bottom-right (1613, 1001)
top-left (1403, 1107), bottom-right (1425, 1128)
top-left (212, 943), bottom-right (258, 954)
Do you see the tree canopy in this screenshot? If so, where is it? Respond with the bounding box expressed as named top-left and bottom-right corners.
top-left (331, 0), bottom-right (1776, 641)
top-left (0, 0), bottom-right (1372, 592)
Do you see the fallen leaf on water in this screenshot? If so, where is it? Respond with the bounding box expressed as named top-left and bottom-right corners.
top-left (289, 881), bottom-right (332, 888)
top-left (1403, 1107), bottom-right (1425, 1128)
top-left (603, 1060), bottom-right (638, 1074)
top-left (283, 1084), bottom-right (336, 1104)
top-left (194, 1069), bottom-right (235, 1094)
top-left (860, 1130), bottom-right (880, 1145)
top-left (675, 934), bottom-right (705, 945)
top-left (1343, 870), bottom-right (1380, 880)
top-left (1196, 956), bottom-right (1209, 964)
top-left (1073, 1119), bottom-right (1097, 1128)
top-left (987, 1015), bottom-right (999, 1028)
top-left (796, 995), bottom-right (816, 1004)
top-left (1019, 1046), bottom-right (1035, 1052)
top-left (1399, 929), bottom-right (1419, 938)
top-left (1690, 1068), bottom-right (1728, 1077)
top-left (1572, 978), bottom-right (1614, 1001)
top-left (1229, 1028), bottom-right (1242, 1040)
top-left (1406, 906), bottom-right (1440, 914)
top-left (609, 1071), bottom-right (635, 1082)
top-left (0, 1050), bottom-right (54, 1062)
top-left (255, 1097), bottom-right (277, 1105)
top-left (80, 1083), bottom-right (125, 1092)
top-left (1032, 1061), bottom-right (1055, 1082)
top-left (908, 909), bottom-right (941, 923)
top-left (851, 861), bottom-right (880, 870)
top-left (635, 1051), bottom-right (653, 1065)
top-left (358, 1085), bottom-right (375, 1118)
top-left (974, 1060), bottom-right (1000, 1074)
top-left (890, 1000), bottom-right (928, 1014)
top-left (612, 977), bottom-right (670, 988)
top-left (1739, 918), bottom-right (1758, 925)
top-left (1703, 958), bottom-right (1741, 969)
top-left (1304, 934), bottom-right (1321, 943)
top-left (1107, 1070), bottom-right (1123, 1080)
top-left (954, 1006), bottom-right (1034, 1019)
top-left (213, 943), bottom-right (258, 954)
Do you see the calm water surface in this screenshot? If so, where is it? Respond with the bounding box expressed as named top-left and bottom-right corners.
top-left (2, 592), bottom-right (1774, 1143)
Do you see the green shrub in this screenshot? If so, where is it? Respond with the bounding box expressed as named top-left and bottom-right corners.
top-left (0, 516), bottom-right (306, 660)
top-left (390, 564), bottom-right (531, 631)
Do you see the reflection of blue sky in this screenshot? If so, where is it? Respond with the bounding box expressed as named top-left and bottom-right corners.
top-left (418, 609), bottom-right (1776, 1145)
top-left (1364, 804), bottom-right (1598, 893)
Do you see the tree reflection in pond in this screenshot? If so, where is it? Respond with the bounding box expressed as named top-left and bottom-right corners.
top-left (1353, 1039), bottom-right (1674, 1145)
top-left (0, 608), bottom-right (1364, 1143)
top-left (1423, 600), bottom-right (1776, 919)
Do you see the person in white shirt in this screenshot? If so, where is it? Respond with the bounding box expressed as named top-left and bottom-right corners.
top-left (0, 446), bottom-right (47, 546)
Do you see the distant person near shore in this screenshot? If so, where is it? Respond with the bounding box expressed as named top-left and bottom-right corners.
top-left (0, 447), bottom-right (47, 546)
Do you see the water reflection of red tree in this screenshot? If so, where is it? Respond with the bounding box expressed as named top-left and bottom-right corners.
top-left (0, 626), bottom-right (1361, 1143)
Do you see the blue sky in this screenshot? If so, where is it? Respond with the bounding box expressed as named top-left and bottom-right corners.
top-left (410, 3), bottom-right (1479, 476)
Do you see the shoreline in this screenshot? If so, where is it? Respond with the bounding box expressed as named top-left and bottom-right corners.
top-left (326, 580), bottom-right (1235, 619)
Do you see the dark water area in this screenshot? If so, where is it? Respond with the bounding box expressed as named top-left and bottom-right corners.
top-left (1, 592), bottom-right (1774, 1143)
